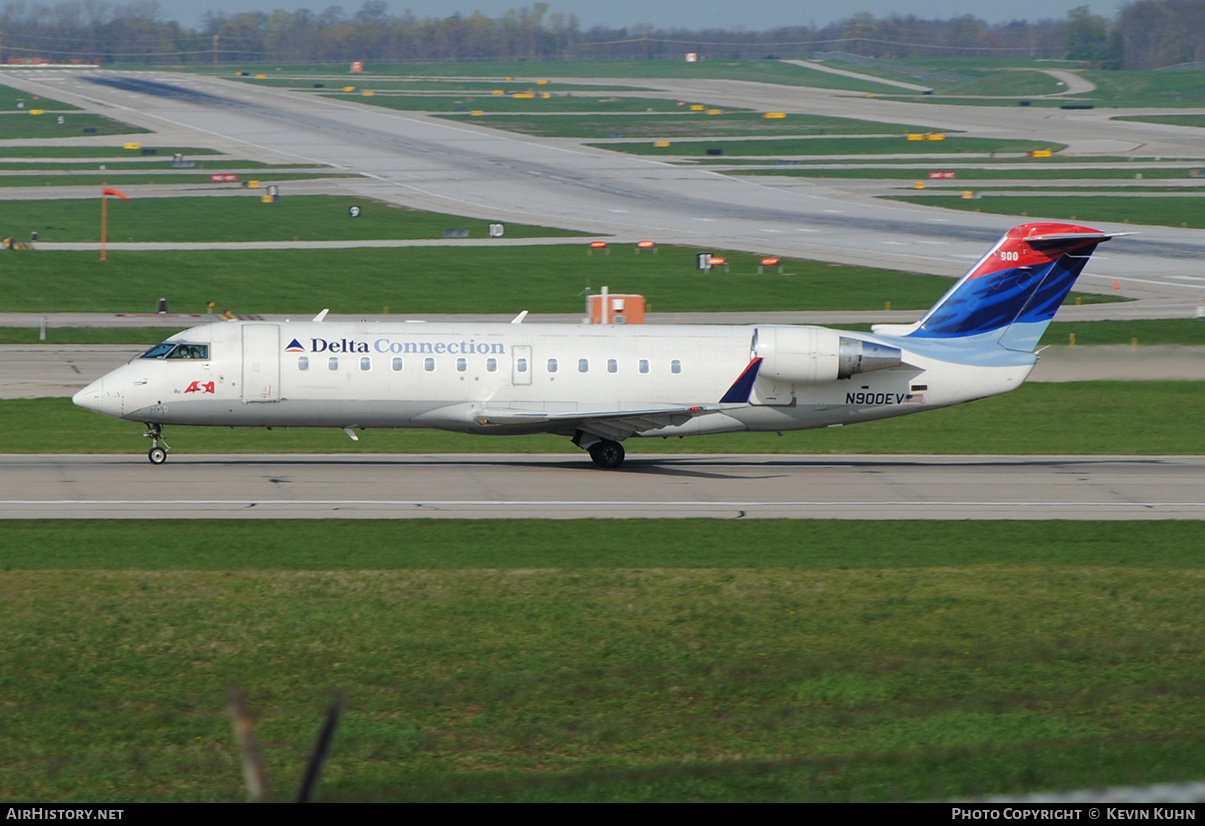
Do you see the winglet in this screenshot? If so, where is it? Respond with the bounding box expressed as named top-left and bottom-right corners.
top-left (313, 308), bottom-right (329, 322)
top-left (720, 358), bottom-right (762, 404)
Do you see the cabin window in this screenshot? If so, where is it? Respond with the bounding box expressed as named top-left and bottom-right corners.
top-left (328, 356), bottom-right (339, 371)
top-left (392, 357), bottom-right (404, 372)
top-left (671, 359), bottom-right (682, 374)
top-left (607, 359), bottom-right (617, 374)
top-left (639, 359), bottom-right (649, 374)
top-left (517, 358), bottom-right (528, 373)
top-left (424, 357), bottom-right (435, 372)
top-left (547, 358), bottom-right (558, 373)
top-left (297, 356), bottom-right (309, 371)
top-left (486, 357), bottom-right (498, 373)
top-left (578, 358), bottom-right (589, 373)
top-left (456, 357), bottom-right (467, 372)
top-left (360, 356), bottom-right (371, 371)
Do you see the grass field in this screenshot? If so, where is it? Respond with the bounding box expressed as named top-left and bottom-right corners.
top-left (1076, 70), bottom-right (1205, 108)
top-left (0, 83), bottom-right (79, 110)
top-left (1113, 114), bottom-right (1205, 128)
top-left (8, 381), bottom-right (1204, 456)
top-left (0, 328), bottom-right (187, 345)
top-left (887, 193), bottom-right (1205, 229)
top-left (186, 59), bottom-right (910, 94)
top-left (5, 318), bottom-right (1192, 348)
top-left (438, 110), bottom-right (941, 136)
top-left (864, 65), bottom-right (1205, 108)
top-left (1042, 320), bottom-right (1205, 346)
top-left (897, 58), bottom-right (1083, 73)
top-left (0, 112), bottom-right (149, 140)
top-left (236, 76), bottom-right (646, 93)
top-left (0, 196), bottom-right (584, 244)
top-left (729, 166), bottom-right (1202, 180)
top-left (935, 70), bottom-right (1068, 97)
top-left (598, 136), bottom-right (1063, 157)
top-left (450, 114), bottom-right (950, 140)
top-left (343, 93), bottom-right (722, 114)
top-left (0, 160), bottom-right (318, 171)
top-left (160, 61), bottom-right (1205, 108)
top-left (0, 146), bottom-right (221, 158)
top-left (1, 518), bottom-right (1202, 802)
top-left (0, 247), bottom-right (953, 315)
top-left (0, 172), bottom-right (357, 189)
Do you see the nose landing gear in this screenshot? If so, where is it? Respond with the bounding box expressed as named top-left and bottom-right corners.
top-left (144, 424), bottom-right (170, 465)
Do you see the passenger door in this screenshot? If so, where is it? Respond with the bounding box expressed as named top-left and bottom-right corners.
top-left (241, 324), bottom-right (281, 403)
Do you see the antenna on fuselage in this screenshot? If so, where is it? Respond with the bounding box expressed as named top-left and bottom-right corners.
top-left (511, 311), bottom-right (528, 324)
top-left (313, 309), bottom-right (329, 322)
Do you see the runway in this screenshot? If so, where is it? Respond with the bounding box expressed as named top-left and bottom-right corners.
top-left (2, 453), bottom-right (1202, 520)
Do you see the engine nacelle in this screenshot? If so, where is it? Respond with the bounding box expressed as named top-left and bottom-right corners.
top-left (752, 326), bottom-right (903, 384)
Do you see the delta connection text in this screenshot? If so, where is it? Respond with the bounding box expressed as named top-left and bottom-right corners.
top-left (297, 337), bottom-right (507, 355)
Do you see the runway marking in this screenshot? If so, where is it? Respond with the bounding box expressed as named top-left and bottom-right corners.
top-left (4, 500), bottom-right (1203, 509)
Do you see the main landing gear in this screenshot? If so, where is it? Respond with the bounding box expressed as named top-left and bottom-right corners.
top-left (573, 430), bottom-right (627, 469)
top-left (144, 424), bottom-right (170, 465)
top-left (587, 439), bottom-right (625, 469)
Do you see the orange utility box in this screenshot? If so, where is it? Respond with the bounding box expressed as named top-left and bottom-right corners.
top-left (587, 291), bottom-right (645, 324)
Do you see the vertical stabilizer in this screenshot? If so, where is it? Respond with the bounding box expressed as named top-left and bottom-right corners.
top-left (898, 223), bottom-right (1113, 352)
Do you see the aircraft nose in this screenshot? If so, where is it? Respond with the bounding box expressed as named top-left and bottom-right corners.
top-left (73, 377), bottom-right (116, 416)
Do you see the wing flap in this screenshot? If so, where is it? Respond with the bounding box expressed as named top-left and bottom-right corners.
top-left (474, 404), bottom-right (714, 440)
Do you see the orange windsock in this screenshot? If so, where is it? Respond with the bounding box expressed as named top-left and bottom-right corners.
top-left (103, 188), bottom-right (129, 200)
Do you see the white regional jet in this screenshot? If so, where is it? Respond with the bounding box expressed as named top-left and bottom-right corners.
top-left (74, 222), bottom-right (1114, 468)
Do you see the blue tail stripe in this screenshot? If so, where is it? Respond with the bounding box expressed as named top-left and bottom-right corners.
top-left (910, 250), bottom-right (1095, 340)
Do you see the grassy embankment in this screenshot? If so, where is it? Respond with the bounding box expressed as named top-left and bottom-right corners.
top-left (1, 519), bottom-right (1202, 802)
top-left (886, 193), bottom-right (1205, 229)
top-left (0, 195), bottom-right (584, 244)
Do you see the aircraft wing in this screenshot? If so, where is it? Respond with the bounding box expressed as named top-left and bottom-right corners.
top-left (472, 404), bottom-right (717, 441)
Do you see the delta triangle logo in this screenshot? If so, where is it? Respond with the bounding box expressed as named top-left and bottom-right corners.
top-left (285, 338), bottom-right (306, 352)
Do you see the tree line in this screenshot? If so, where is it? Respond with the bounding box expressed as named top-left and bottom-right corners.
top-left (0, 0), bottom-right (1200, 70)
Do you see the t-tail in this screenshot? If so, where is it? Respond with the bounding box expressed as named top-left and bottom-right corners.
top-left (874, 222), bottom-right (1115, 353)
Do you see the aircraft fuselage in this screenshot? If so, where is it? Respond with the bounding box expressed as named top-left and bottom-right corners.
top-left (74, 319), bottom-right (1031, 439)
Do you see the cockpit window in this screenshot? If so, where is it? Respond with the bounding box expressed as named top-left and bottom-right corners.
top-left (140, 343), bottom-right (209, 360)
top-left (139, 343), bottom-right (176, 359)
top-left (167, 344), bottom-right (209, 360)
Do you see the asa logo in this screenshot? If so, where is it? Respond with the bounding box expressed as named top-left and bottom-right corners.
top-left (185, 381), bottom-right (215, 394)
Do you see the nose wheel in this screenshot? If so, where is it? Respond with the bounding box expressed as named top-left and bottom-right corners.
top-left (143, 424), bottom-right (170, 465)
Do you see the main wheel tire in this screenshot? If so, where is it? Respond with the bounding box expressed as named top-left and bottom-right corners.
top-left (588, 440), bottom-right (625, 469)
top-left (148, 446), bottom-right (167, 465)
